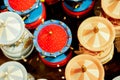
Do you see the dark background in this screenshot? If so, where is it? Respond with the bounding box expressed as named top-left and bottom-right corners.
top-left (0, 0), bottom-right (120, 80)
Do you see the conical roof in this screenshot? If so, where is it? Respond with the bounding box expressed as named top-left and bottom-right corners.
top-left (0, 12), bottom-right (25, 45)
top-left (77, 16), bottom-right (115, 51)
top-left (0, 61), bottom-right (27, 80)
top-left (101, 0), bottom-right (120, 19)
top-left (65, 54), bottom-right (104, 80)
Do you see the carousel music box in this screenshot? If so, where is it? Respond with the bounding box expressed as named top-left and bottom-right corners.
top-left (99, 10), bottom-right (120, 37)
top-left (0, 61), bottom-right (28, 80)
top-left (77, 16), bottom-right (115, 64)
top-left (65, 54), bottom-right (105, 80)
top-left (98, 9), bottom-right (120, 53)
top-left (0, 61), bottom-right (35, 80)
top-left (101, 0), bottom-right (120, 53)
top-left (33, 20), bottom-right (72, 67)
top-left (94, 0), bottom-right (120, 53)
top-left (0, 12), bottom-right (34, 61)
top-left (62, 0), bottom-right (95, 18)
top-left (101, 0), bottom-right (120, 19)
top-left (24, 2), bottom-right (46, 29)
top-left (100, 0), bottom-right (120, 37)
top-left (4, 0), bottom-right (39, 15)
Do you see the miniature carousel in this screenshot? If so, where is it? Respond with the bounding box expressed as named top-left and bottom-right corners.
top-left (0, 0), bottom-right (120, 80)
top-left (0, 12), bottom-right (34, 61)
top-left (33, 20), bottom-right (72, 67)
top-left (77, 16), bottom-right (115, 64)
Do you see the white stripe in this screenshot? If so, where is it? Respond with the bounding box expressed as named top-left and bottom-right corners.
top-left (84, 23), bottom-right (94, 30)
top-left (0, 28), bottom-right (7, 43)
top-left (84, 60), bottom-right (93, 67)
top-left (0, 19), bottom-right (5, 41)
top-left (8, 66), bottom-right (14, 73)
top-left (84, 73), bottom-right (90, 80)
top-left (97, 22), bottom-right (107, 29)
top-left (5, 27), bottom-right (16, 41)
top-left (6, 17), bottom-right (21, 32)
top-left (0, 27), bottom-right (4, 40)
top-left (10, 69), bottom-right (23, 78)
top-left (112, 1), bottom-right (120, 16)
top-left (87, 69), bottom-right (99, 78)
top-left (7, 22), bottom-right (21, 32)
top-left (6, 17), bottom-right (22, 36)
top-left (93, 34), bottom-right (100, 48)
top-left (99, 31), bottom-right (110, 41)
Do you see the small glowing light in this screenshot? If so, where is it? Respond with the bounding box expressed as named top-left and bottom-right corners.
top-left (58, 69), bottom-right (62, 72)
top-left (49, 31), bottom-right (53, 35)
top-left (57, 64), bottom-right (60, 67)
top-left (61, 76), bottom-right (65, 79)
top-left (63, 16), bottom-right (66, 20)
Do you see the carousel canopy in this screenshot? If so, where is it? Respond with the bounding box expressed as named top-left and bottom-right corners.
top-left (0, 28), bottom-right (34, 60)
top-left (101, 0), bottom-right (120, 19)
top-left (0, 12), bottom-right (25, 45)
top-left (33, 20), bottom-right (72, 57)
top-left (0, 61), bottom-right (27, 80)
top-left (77, 16), bottom-right (115, 51)
top-left (65, 54), bottom-right (104, 80)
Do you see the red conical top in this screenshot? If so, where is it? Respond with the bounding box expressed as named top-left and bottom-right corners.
top-left (38, 24), bottom-right (67, 53)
